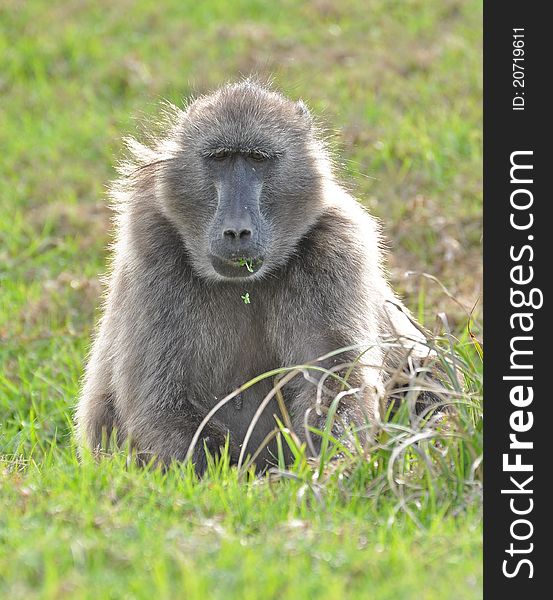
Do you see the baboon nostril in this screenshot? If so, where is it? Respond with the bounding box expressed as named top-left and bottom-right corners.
top-left (222, 228), bottom-right (252, 242)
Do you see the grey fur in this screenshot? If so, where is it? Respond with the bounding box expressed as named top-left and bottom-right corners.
top-left (75, 80), bottom-right (429, 472)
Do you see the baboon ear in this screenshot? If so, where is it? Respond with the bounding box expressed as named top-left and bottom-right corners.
top-left (296, 100), bottom-right (313, 127)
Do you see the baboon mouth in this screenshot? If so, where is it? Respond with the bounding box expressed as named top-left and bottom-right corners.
top-left (209, 255), bottom-right (264, 278)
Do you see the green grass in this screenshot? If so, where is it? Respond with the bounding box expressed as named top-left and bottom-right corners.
top-left (1, 0), bottom-right (482, 597)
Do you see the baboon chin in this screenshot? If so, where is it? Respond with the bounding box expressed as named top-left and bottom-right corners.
top-left (76, 79), bottom-right (431, 473)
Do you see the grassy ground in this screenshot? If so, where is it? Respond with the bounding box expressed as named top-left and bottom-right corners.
top-left (1, 1), bottom-right (482, 598)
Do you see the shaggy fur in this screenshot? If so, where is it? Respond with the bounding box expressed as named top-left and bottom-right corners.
top-left (75, 80), bottom-right (429, 472)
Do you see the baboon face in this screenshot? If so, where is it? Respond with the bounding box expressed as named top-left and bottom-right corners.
top-left (159, 82), bottom-right (328, 281)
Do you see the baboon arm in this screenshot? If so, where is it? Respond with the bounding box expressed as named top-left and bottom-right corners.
top-left (283, 343), bottom-right (377, 455)
top-left (382, 297), bottom-right (432, 359)
top-left (76, 325), bottom-right (117, 452)
top-left (287, 381), bottom-right (372, 457)
top-left (126, 409), bottom-right (240, 474)
top-left (76, 390), bottom-right (118, 453)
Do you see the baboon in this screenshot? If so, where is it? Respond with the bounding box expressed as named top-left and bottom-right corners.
top-left (76, 80), bottom-right (430, 472)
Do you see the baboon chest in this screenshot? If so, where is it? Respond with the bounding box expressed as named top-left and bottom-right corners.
top-left (178, 300), bottom-right (281, 445)
top-left (182, 295), bottom-right (278, 406)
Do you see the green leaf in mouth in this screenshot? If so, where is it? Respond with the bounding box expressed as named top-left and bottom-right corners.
top-left (236, 258), bottom-right (255, 273)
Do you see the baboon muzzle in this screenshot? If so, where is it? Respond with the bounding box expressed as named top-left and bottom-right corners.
top-left (209, 157), bottom-right (265, 277)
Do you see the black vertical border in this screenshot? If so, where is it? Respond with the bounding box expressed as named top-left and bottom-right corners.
top-left (484, 2), bottom-right (547, 595)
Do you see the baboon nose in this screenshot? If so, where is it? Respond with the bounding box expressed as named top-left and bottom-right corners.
top-left (223, 227), bottom-right (252, 241)
top-left (216, 211), bottom-right (258, 256)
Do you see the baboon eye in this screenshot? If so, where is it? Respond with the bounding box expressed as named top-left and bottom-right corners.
top-left (248, 150), bottom-right (266, 162)
top-left (211, 149), bottom-right (231, 160)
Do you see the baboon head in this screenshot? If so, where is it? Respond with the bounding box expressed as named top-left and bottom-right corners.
top-left (157, 80), bottom-right (331, 281)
